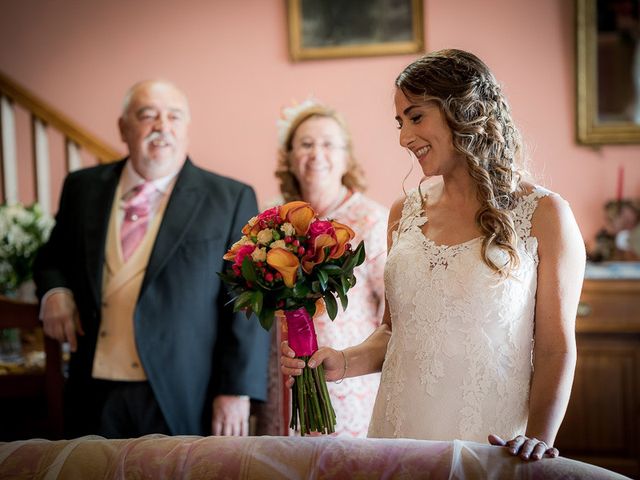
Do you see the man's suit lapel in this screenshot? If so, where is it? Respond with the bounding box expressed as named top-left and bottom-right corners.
top-left (84, 161), bottom-right (125, 309)
top-left (141, 159), bottom-right (205, 296)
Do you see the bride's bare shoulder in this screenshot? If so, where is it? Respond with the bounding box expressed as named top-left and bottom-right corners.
top-left (388, 196), bottom-right (405, 227)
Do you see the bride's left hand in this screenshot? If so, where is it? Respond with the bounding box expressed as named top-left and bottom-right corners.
top-left (488, 434), bottom-right (559, 461)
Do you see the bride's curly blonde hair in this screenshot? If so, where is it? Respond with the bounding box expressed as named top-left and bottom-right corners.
top-left (396, 49), bottom-right (525, 275)
top-left (275, 103), bottom-right (367, 202)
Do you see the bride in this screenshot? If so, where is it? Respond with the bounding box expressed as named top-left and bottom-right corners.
top-left (281, 49), bottom-right (585, 461)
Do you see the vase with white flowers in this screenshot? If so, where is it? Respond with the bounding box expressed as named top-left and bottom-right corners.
top-left (0, 202), bottom-right (54, 362)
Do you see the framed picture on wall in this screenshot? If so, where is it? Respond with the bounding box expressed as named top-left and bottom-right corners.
top-left (576, 0), bottom-right (640, 144)
top-left (287, 0), bottom-right (424, 61)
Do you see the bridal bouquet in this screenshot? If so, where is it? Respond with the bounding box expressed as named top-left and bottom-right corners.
top-left (219, 201), bottom-right (365, 435)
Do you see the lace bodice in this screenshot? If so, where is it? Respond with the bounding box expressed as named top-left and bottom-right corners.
top-left (368, 186), bottom-right (551, 442)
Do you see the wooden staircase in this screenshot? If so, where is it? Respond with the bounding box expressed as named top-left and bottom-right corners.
top-left (0, 71), bottom-right (120, 212)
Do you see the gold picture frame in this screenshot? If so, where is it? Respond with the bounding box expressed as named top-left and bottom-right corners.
top-left (287, 0), bottom-right (424, 61)
top-left (576, 0), bottom-right (640, 144)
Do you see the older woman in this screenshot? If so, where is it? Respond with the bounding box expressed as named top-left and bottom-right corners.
top-left (270, 101), bottom-right (388, 437)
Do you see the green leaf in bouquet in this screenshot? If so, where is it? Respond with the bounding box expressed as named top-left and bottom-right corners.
top-left (320, 264), bottom-right (342, 276)
top-left (323, 291), bottom-right (338, 320)
top-left (216, 271), bottom-right (233, 283)
top-left (258, 306), bottom-right (275, 331)
top-left (251, 290), bottom-right (263, 315)
top-left (280, 286), bottom-right (294, 298)
top-left (305, 300), bottom-right (317, 317)
top-left (292, 282), bottom-right (310, 298)
top-left (311, 280), bottom-right (322, 293)
top-left (337, 286), bottom-right (348, 311)
top-left (342, 273), bottom-right (358, 295)
top-left (233, 291), bottom-right (255, 312)
top-left (317, 268), bottom-right (329, 291)
top-left (241, 256), bottom-right (257, 282)
top-left (353, 240), bottom-right (366, 266)
top-left (330, 277), bottom-right (348, 311)
top-left (341, 252), bottom-right (358, 273)
top-left (335, 276), bottom-right (347, 297)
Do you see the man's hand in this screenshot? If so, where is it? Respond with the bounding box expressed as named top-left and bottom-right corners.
top-left (211, 395), bottom-right (250, 436)
top-left (41, 290), bottom-right (83, 351)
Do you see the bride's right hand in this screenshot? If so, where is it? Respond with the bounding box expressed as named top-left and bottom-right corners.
top-left (280, 341), bottom-right (346, 387)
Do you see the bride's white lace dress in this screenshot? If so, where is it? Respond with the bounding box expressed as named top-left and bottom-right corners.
top-left (368, 186), bottom-right (551, 442)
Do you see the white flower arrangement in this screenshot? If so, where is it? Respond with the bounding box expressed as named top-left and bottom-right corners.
top-left (0, 203), bottom-right (54, 293)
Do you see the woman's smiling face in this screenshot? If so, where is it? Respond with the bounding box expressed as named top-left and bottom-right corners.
top-left (394, 88), bottom-right (463, 178)
top-left (289, 115), bottom-right (348, 192)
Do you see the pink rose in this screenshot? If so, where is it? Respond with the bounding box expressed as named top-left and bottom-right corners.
top-left (307, 220), bottom-right (334, 242)
top-left (234, 244), bottom-right (256, 268)
top-left (257, 206), bottom-right (281, 228)
top-left (301, 220), bottom-right (337, 273)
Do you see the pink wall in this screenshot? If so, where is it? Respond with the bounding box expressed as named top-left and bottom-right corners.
top-left (1, 0), bottom-right (639, 246)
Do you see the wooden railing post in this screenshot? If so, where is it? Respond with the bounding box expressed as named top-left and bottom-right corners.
top-left (32, 117), bottom-right (51, 214)
top-left (0, 95), bottom-right (18, 204)
top-left (0, 70), bottom-right (120, 209)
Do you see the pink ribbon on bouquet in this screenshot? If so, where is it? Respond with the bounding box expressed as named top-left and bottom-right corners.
top-left (284, 307), bottom-right (318, 357)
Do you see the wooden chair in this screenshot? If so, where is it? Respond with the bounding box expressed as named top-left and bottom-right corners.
top-left (0, 295), bottom-right (64, 439)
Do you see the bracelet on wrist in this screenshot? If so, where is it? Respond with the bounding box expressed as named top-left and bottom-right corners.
top-left (335, 350), bottom-right (348, 384)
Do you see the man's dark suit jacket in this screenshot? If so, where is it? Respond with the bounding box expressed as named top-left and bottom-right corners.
top-left (34, 158), bottom-right (270, 435)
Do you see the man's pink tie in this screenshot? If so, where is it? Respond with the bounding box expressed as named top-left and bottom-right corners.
top-left (120, 182), bottom-right (158, 262)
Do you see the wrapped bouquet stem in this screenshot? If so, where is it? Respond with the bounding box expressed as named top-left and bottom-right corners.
top-left (284, 307), bottom-right (335, 434)
top-left (219, 201), bottom-right (365, 435)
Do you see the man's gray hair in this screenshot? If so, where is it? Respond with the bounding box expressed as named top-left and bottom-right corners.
top-left (121, 80), bottom-right (191, 119)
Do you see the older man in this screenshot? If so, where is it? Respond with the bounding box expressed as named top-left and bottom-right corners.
top-left (34, 80), bottom-right (269, 438)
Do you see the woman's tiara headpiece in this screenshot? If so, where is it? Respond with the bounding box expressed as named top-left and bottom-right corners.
top-left (276, 97), bottom-right (322, 147)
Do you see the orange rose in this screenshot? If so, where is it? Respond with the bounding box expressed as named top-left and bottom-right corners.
top-left (267, 247), bottom-right (300, 288)
top-left (279, 201), bottom-right (316, 236)
top-left (329, 221), bottom-right (355, 259)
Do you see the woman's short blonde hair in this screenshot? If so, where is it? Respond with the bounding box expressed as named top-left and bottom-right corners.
top-left (275, 102), bottom-right (367, 202)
